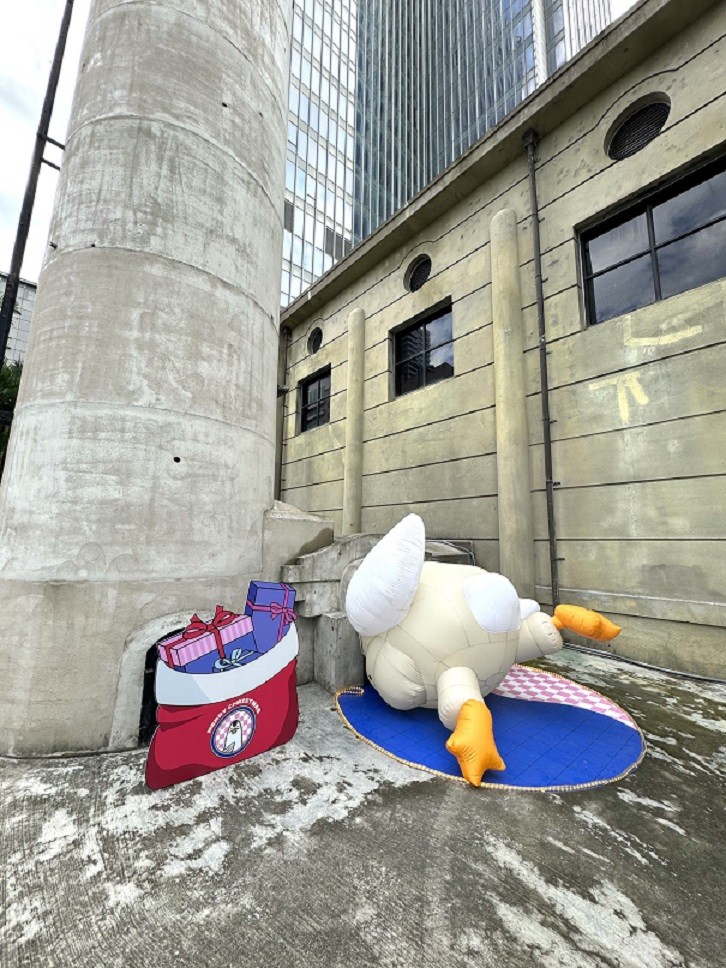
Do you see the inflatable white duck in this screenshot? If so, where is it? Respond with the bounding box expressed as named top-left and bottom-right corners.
top-left (345, 514), bottom-right (621, 787)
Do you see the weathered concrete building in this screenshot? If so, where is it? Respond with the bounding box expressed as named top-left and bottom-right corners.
top-left (279, 0), bottom-right (726, 678)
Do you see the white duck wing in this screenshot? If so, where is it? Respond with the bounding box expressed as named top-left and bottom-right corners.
top-left (519, 598), bottom-right (540, 621)
top-left (345, 514), bottom-right (426, 636)
top-left (462, 572), bottom-right (521, 632)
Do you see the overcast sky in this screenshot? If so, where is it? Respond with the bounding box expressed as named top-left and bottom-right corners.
top-left (1, 0), bottom-right (638, 284)
top-left (0, 0), bottom-right (92, 283)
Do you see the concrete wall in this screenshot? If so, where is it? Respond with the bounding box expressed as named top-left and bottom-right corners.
top-left (279, 0), bottom-right (726, 677)
top-left (0, 0), bottom-right (297, 756)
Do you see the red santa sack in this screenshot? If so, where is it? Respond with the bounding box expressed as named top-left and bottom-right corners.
top-left (145, 626), bottom-right (299, 790)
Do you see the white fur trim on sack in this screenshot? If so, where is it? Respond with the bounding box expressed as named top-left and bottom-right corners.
top-left (155, 625), bottom-right (299, 706)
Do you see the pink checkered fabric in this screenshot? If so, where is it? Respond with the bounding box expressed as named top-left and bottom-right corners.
top-left (494, 666), bottom-right (634, 726)
top-left (214, 706), bottom-right (255, 753)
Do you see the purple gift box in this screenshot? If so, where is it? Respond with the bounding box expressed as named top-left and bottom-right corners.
top-left (244, 582), bottom-right (297, 654)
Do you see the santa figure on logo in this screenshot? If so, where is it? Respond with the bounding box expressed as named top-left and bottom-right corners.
top-left (145, 582), bottom-right (298, 790)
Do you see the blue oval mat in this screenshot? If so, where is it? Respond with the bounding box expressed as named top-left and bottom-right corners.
top-left (337, 683), bottom-right (645, 790)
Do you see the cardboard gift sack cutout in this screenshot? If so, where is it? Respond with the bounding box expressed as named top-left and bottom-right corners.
top-left (145, 582), bottom-right (298, 790)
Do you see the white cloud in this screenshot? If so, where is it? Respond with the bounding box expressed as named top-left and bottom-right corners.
top-left (0, 0), bottom-right (92, 282)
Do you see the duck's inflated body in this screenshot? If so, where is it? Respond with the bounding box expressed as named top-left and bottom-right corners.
top-left (363, 560), bottom-right (562, 724)
top-left (346, 515), bottom-right (621, 786)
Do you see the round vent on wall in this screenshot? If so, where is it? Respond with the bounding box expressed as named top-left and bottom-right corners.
top-left (607, 99), bottom-right (671, 161)
top-left (308, 327), bottom-right (323, 354)
top-left (405, 255), bottom-right (432, 292)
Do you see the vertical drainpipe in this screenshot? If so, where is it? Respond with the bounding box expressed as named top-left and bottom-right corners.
top-left (523, 128), bottom-right (560, 608)
top-left (342, 307), bottom-right (366, 534)
top-left (275, 325), bottom-right (291, 501)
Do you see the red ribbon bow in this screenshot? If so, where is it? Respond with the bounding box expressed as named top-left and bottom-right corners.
top-left (182, 605), bottom-right (238, 659)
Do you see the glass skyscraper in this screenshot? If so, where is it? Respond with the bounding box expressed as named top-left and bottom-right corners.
top-left (282, 0), bottom-right (358, 305)
top-left (282, 0), bottom-right (612, 306)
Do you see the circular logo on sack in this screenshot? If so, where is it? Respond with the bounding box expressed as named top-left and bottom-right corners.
top-left (210, 705), bottom-right (256, 758)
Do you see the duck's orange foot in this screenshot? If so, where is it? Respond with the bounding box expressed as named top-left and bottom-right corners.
top-left (552, 605), bottom-right (622, 642)
top-left (445, 699), bottom-right (505, 787)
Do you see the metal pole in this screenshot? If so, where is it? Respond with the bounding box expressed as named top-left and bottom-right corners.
top-left (0, 0), bottom-right (74, 364)
top-left (523, 127), bottom-right (560, 608)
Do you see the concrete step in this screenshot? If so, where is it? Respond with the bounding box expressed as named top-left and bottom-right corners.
top-left (284, 532), bottom-right (479, 692)
top-left (283, 534), bottom-right (476, 617)
top-left (424, 539), bottom-right (475, 566)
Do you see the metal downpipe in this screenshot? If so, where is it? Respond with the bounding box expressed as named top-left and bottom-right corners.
top-left (523, 128), bottom-right (560, 608)
top-left (275, 325), bottom-right (292, 502)
top-left (0, 0), bottom-right (74, 362)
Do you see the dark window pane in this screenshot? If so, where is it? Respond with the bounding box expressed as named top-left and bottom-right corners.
top-left (426, 343), bottom-right (454, 385)
top-left (653, 168), bottom-right (726, 244)
top-left (300, 368), bottom-right (331, 432)
top-left (284, 201), bottom-right (294, 232)
top-left (318, 394), bottom-right (330, 425)
top-left (395, 356), bottom-right (424, 396)
top-left (585, 214), bottom-right (649, 275)
top-left (588, 253), bottom-right (656, 323)
top-left (301, 404), bottom-right (316, 431)
top-left (426, 310), bottom-right (453, 349)
top-left (657, 220), bottom-right (726, 299)
top-left (395, 325), bottom-right (425, 363)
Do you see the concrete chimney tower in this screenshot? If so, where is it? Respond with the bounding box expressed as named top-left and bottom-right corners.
top-left (0, 0), bottom-right (293, 755)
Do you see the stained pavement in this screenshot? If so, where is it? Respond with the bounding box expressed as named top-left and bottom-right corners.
top-left (2, 649), bottom-right (724, 968)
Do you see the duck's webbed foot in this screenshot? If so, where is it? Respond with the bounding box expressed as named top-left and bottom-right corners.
top-left (446, 699), bottom-right (505, 787)
top-left (436, 667), bottom-right (505, 787)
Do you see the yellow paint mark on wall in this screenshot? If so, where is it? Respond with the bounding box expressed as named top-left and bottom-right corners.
top-left (623, 318), bottom-right (703, 346)
top-left (589, 372), bottom-right (650, 423)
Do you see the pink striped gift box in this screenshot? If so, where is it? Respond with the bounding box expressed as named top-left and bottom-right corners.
top-left (158, 614), bottom-right (253, 669)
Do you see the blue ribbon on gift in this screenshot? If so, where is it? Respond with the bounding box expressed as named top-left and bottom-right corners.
top-left (213, 648), bottom-right (256, 672)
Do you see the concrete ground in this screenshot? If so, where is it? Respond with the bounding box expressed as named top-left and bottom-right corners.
top-left (1, 649), bottom-right (724, 968)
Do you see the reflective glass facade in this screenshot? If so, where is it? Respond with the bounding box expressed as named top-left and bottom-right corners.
top-left (282, 0), bottom-right (611, 305)
top-left (282, 0), bottom-right (358, 306)
top-left (546, 0), bottom-right (612, 75)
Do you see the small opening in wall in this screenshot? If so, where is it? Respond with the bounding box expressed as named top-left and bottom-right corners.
top-left (138, 644), bottom-right (160, 746)
top-left (308, 327), bottom-right (323, 354)
top-left (404, 254), bottom-right (432, 292)
top-left (606, 97), bottom-right (671, 161)
top-left (222, 102), bottom-right (228, 108)
top-left (173, 456), bottom-right (181, 463)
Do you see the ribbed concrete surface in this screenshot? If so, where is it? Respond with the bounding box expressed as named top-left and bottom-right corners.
top-left (2, 650), bottom-right (724, 968)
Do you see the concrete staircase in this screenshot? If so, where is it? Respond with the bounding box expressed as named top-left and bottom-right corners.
top-left (282, 534), bottom-right (474, 691)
